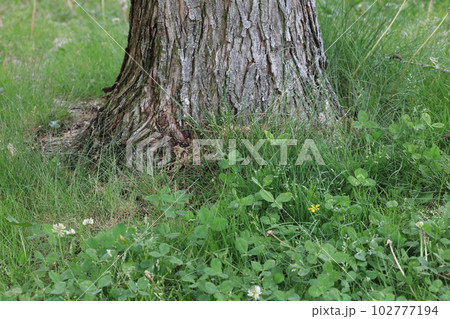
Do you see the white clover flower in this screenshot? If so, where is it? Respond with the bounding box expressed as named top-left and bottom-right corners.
top-left (52, 223), bottom-right (66, 237)
top-left (247, 285), bottom-right (262, 300)
top-left (83, 218), bottom-right (94, 226)
top-left (66, 228), bottom-right (76, 235)
top-left (416, 221), bottom-right (424, 228)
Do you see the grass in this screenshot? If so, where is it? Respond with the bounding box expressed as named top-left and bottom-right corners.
top-left (0, 0), bottom-right (449, 300)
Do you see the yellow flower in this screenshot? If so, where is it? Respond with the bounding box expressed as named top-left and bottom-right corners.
top-left (308, 204), bottom-right (320, 213)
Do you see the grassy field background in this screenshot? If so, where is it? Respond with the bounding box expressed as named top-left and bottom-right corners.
top-left (0, 0), bottom-right (449, 300)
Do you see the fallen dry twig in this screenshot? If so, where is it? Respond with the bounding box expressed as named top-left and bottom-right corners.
top-left (391, 10), bottom-right (449, 95)
top-left (144, 270), bottom-right (162, 293)
top-left (387, 54), bottom-right (450, 74)
top-left (386, 239), bottom-right (418, 300)
top-left (267, 230), bottom-right (298, 252)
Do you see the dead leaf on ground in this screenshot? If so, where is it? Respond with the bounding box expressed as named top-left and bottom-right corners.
top-left (7, 143), bottom-right (16, 157)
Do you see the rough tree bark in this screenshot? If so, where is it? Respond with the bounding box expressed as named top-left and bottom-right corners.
top-left (86, 0), bottom-right (340, 170)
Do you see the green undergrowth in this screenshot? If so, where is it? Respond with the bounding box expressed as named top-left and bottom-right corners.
top-left (0, 0), bottom-right (449, 300)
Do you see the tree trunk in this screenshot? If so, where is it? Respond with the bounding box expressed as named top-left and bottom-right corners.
top-left (87, 0), bottom-right (340, 171)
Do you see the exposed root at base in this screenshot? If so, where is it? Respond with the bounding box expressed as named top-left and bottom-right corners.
top-left (36, 99), bottom-right (103, 154)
